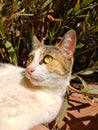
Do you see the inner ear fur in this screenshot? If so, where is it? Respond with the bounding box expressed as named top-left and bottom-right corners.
top-left (56, 29), bottom-right (76, 58)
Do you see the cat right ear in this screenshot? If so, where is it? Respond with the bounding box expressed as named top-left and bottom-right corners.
top-left (32, 35), bottom-right (42, 49)
top-left (57, 30), bottom-right (76, 58)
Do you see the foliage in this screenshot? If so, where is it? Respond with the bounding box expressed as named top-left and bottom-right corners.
top-left (0, 0), bottom-right (98, 67)
top-left (0, 0), bottom-right (98, 128)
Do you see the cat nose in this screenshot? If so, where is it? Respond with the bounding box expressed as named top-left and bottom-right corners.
top-left (27, 67), bottom-right (35, 75)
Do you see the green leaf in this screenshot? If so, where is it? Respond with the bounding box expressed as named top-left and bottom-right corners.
top-left (0, 17), bottom-right (6, 38)
top-left (74, 0), bottom-right (80, 13)
top-left (77, 76), bottom-right (88, 89)
top-left (76, 42), bottom-right (84, 49)
top-left (88, 26), bottom-right (98, 34)
top-left (48, 22), bottom-right (61, 44)
top-left (0, 3), bottom-right (6, 11)
top-left (4, 40), bottom-right (18, 65)
top-left (84, 88), bottom-right (98, 95)
top-left (76, 14), bottom-right (88, 18)
top-left (68, 85), bottom-right (98, 98)
top-left (80, 61), bottom-right (98, 75)
top-left (81, 0), bottom-right (94, 8)
top-left (41, 0), bottom-right (52, 10)
top-left (80, 70), bottom-right (94, 75)
top-left (75, 3), bottom-right (98, 15)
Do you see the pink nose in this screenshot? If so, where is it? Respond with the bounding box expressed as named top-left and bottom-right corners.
top-left (27, 67), bottom-right (35, 75)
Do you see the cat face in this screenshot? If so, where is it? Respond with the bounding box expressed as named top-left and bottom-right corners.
top-left (25, 30), bottom-right (76, 92)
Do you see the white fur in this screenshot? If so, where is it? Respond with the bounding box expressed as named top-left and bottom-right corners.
top-left (0, 49), bottom-right (71, 130)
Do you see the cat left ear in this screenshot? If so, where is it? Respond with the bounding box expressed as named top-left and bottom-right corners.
top-left (32, 35), bottom-right (42, 49)
top-left (57, 29), bottom-right (76, 58)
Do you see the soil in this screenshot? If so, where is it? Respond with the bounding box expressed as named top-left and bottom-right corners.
top-left (31, 92), bottom-right (98, 130)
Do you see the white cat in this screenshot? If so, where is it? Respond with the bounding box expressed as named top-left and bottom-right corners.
top-left (0, 30), bottom-right (76, 130)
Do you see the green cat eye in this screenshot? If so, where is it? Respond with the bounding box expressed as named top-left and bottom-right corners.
top-left (44, 55), bottom-right (53, 64)
top-left (27, 55), bottom-right (34, 63)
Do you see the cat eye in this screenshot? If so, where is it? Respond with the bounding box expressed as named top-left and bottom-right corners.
top-left (43, 55), bottom-right (53, 64)
top-left (27, 55), bottom-right (34, 64)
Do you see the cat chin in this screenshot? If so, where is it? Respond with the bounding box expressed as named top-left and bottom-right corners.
top-left (25, 71), bottom-right (37, 82)
top-left (25, 70), bottom-right (42, 86)
top-left (25, 73), bottom-right (47, 87)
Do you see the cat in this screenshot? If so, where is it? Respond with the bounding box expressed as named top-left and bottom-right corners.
top-left (0, 29), bottom-right (76, 130)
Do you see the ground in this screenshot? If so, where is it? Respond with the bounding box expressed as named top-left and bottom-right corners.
top-left (31, 89), bottom-right (98, 130)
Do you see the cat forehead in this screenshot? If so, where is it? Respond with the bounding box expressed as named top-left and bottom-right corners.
top-left (43, 46), bottom-right (63, 60)
top-left (45, 46), bottom-right (59, 54)
top-left (30, 45), bottom-right (60, 56)
top-left (45, 46), bottom-right (68, 60)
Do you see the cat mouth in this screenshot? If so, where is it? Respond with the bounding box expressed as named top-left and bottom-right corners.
top-left (27, 74), bottom-right (38, 81)
top-left (30, 76), bottom-right (39, 81)
top-left (25, 71), bottom-right (42, 82)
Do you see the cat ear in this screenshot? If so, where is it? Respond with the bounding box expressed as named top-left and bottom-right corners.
top-left (32, 35), bottom-right (42, 49)
top-left (57, 30), bottom-right (76, 58)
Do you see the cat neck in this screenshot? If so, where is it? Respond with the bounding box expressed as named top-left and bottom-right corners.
top-left (22, 74), bottom-right (71, 97)
top-left (42, 75), bottom-right (71, 97)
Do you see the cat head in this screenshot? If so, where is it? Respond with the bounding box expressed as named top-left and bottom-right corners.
top-left (25, 30), bottom-right (76, 95)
